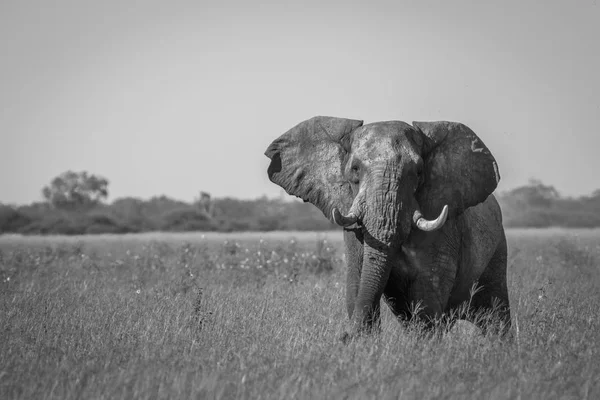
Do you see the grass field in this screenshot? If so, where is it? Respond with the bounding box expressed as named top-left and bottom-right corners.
top-left (1, 228), bottom-right (599, 399)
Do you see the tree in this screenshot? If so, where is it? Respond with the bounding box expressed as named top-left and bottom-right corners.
top-left (42, 171), bottom-right (109, 210)
top-left (502, 179), bottom-right (559, 208)
top-left (589, 189), bottom-right (600, 199)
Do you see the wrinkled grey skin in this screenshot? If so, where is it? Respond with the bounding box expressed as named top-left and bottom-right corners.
top-left (265, 116), bottom-right (510, 339)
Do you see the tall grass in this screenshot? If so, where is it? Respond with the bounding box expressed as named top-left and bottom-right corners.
top-left (1, 229), bottom-right (599, 399)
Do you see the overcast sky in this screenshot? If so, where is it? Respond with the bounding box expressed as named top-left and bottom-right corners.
top-left (1, 0), bottom-right (599, 204)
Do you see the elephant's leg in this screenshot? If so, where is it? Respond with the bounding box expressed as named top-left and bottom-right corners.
top-left (469, 234), bottom-right (511, 335)
top-left (403, 262), bottom-right (458, 329)
top-left (343, 228), bottom-right (364, 319)
top-left (400, 229), bottom-right (460, 329)
top-left (383, 259), bottom-right (412, 321)
top-left (409, 279), bottom-right (449, 328)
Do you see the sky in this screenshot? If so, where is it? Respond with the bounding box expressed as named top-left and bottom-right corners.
top-left (1, 0), bottom-right (599, 205)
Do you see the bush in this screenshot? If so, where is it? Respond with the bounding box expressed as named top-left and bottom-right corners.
top-left (17, 212), bottom-right (87, 235)
top-left (159, 207), bottom-right (216, 232)
top-left (85, 211), bottom-right (132, 234)
top-left (0, 205), bottom-right (31, 233)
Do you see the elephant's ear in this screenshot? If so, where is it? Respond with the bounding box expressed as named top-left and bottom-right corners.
top-left (265, 116), bottom-right (363, 222)
top-left (413, 121), bottom-right (500, 219)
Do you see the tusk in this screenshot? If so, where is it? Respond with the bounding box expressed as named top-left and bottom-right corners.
top-left (332, 187), bottom-right (365, 227)
top-left (413, 205), bottom-right (449, 232)
top-left (332, 208), bottom-right (358, 227)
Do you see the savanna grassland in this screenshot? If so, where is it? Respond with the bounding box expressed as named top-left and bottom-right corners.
top-left (1, 229), bottom-right (599, 399)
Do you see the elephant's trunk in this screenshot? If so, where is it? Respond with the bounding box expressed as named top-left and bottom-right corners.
top-left (351, 165), bottom-right (410, 332)
top-left (362, 165), bottom-right (411, 247)
top-left (350, 240), bottom-right (390, 331)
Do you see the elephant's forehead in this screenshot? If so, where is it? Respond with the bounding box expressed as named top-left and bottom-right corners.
top-left (352, 124), bottom-right (420, 164)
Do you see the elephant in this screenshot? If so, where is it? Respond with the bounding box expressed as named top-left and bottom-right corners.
top-left (264, 116), bottom-right (510, 339)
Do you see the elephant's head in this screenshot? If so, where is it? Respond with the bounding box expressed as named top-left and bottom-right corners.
top-left (265, 116), bottom-right (500, 332)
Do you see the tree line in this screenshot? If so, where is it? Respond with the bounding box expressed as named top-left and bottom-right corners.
top-left (1, 172), bottom-right (599, 235)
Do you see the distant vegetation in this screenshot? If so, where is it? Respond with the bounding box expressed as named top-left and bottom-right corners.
top-left (1, 171), bottom-right (600, 235)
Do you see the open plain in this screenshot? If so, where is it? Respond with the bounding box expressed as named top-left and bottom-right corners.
top-left (1, 229), bottom-right (599, 399)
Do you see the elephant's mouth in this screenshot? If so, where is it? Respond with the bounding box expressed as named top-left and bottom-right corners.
top-left (332, 200), bottom-right (449, 233)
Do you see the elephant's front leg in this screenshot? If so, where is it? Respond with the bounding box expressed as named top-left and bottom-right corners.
top-left (402, 231), bottom-right (459, 327)
top-left (409, 277), bottom-right (451, 327)
top-left (343, 228), bottom-right (364, 319)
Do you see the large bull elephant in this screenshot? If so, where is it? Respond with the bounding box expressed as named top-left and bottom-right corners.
top-left (264, 116), bottom-right (510, 339)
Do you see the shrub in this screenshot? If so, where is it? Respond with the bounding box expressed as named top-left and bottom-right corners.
top-left (0, 205), bottom-right (31, 233)
top-left (159, 207), bottom-right (216, 232)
